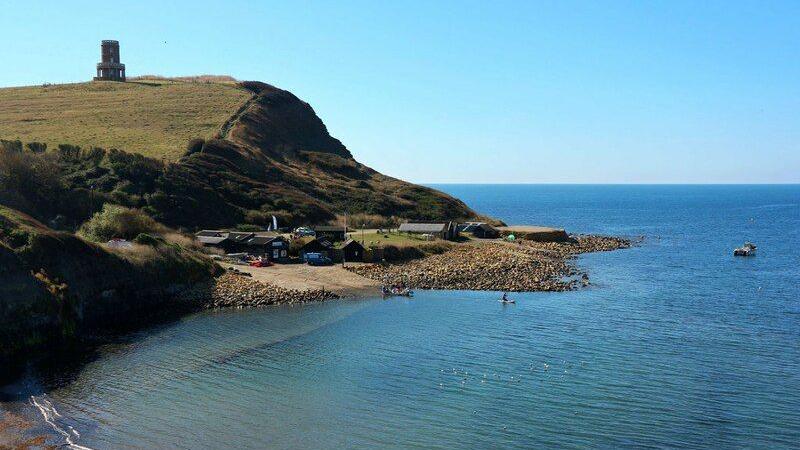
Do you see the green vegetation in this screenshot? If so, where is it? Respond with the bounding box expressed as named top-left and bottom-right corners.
top-left (0, 80), bottom-right (251, 161)
top-left (347, 230), bottom-right (437, 247)
top-left (77, 204), bottom-right (165, 242)
top-left (0, 203), bottom-right (219, 382)
top-left (0, 78), bottom-right (480, 232)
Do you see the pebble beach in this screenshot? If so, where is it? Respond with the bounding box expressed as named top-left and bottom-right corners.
top-left (348, 236), bottom-right (631, 292)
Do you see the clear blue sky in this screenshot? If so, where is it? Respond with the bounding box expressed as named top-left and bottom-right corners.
top-left (2, 1), bottom-right (798, 183)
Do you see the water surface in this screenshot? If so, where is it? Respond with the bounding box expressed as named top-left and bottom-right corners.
top-left (3, 185), bottom-right (799, 449)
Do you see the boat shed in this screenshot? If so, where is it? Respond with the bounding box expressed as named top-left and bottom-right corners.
top-left (336, 239), bottom-right (366, 262)
top-left (460, 222), bottom-right (500, 239)
top-left (397, 222), bottom-right (458, 240)
top-left (246, 234), bottom-right (290, 262)
top-left (300, 238), bottom-right (334, 261)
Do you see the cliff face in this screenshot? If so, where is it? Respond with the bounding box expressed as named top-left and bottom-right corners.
top-left (0, 206), bottom-right (219, 381)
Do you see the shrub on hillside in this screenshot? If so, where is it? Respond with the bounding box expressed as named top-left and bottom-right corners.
top-left (25, 142), bottom-right (47, 153)
top-left (337, 213), bottom-right (399, 229)
top-left (78, 204), bottom-right (166, 242)
top-left (185, 138), bottom-right (205, 156)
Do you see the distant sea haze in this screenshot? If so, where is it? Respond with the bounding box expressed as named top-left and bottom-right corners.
top-left (2, 184), bottom-right (799, 449)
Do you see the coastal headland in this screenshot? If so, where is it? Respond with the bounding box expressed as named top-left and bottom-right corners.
top-left (1, 76), bottom-right (630, 385)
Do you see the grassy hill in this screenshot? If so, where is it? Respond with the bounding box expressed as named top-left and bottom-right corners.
top-left (0, 78), bottom-right (482, 229)
top-left (0, 79), bottom-right (250, 161)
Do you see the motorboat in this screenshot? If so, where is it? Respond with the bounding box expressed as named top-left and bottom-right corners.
top-left (733, 242), bottom-right (757, 256)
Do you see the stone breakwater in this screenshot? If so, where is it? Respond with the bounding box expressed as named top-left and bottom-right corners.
top-left (178, 272), bottom-right (339, 308)
top-left (347, 235), bottom-right (631, 292)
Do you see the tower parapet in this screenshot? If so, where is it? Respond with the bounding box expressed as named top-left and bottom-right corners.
top-left (94, 40), bottom-right (126, 81)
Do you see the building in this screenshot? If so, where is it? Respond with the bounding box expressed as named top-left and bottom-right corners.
top-left (459, 222), bottom-right (500, 239)
top-left (336, 239), bottom-right (366, 262)
top-left (196, 230), bottom-right (240, 253)
top-left (94, 40), bottom-right (126, 81)
top-left (195, 230), bottom-right (289, 262)
top-left (299, 238), bottom-right (334, 261)
top-left (313, 226), bottom-right (347, 242)
top-left (245, 235), bottom-right (290, 262)
top-left (397, 222), bottom-right (458, 240)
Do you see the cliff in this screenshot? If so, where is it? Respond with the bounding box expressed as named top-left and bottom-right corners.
top-left (0, 205), bottom-right (219, 382)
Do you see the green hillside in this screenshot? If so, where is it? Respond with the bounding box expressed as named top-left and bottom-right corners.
top-left (0, 78), bottom-right (481, 230)
top-left (0, 79), bottom-right (250, 161)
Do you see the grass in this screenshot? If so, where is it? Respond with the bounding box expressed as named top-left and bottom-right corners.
top-left (347, 230), bottom-right (445, 247)
top-left (0, 79), bottom-right (251, 161)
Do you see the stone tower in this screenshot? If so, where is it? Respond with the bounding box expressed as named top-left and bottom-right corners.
top-left (94, 40), bottom-right (126, 81)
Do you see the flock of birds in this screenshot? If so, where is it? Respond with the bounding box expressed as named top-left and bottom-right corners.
top-left (436, 360), bottom-right (588, 390)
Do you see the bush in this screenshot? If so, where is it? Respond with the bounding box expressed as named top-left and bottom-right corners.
top-left (133, 233), bottom-right (163, 247)
top-left (0, 140), bottom-right (22, 153)
top-left (78, 204), bottom-right (166, 242)
top-left (25, 142), bottom-right (47, 153)
top-left (380, 242), bottom-right (452, 262)
top-left (337, 213), bottom-right (399, 229)
top-left (185, 138), bottom-right (205, 156)
top-left (235, 224), bottom-right (262, 232)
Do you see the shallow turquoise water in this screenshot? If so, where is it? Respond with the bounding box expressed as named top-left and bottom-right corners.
top-left (3, 185), bottom-right (799, 449)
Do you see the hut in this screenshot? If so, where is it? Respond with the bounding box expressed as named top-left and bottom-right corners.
top-left (195, 230), bottom-right (246, 253)
top-left (195, 230), bottom-right (290, 260)
top-left (246, 234), bottom-right (290, 262)
top-left (300, 238), bottom-right (334, 261)
top-left (336, 239), bottom-right (366, 262)
top-left (397, 222), bottom-right (458, 240)
top-left (460, 222), bottom-right (500, 239)
top-left (313, 226), bottom-right (347, 242)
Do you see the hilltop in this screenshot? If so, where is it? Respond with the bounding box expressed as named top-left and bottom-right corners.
top-left (0, 79), bottom-right (250, 161)
top-left (0, 77), bottom-right (480, 228)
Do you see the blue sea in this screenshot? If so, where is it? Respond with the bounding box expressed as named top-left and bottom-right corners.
top-left (2, 185), bottom-right (799, 449)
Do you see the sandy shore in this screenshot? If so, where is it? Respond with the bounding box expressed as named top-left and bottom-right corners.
top-left (221, 262), bottom-right (380, 298)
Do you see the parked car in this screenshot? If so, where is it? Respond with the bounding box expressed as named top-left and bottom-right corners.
top-left (305, 252), bottom-right (333, 266)
top-left (294, 227), bottom-right (316, 237)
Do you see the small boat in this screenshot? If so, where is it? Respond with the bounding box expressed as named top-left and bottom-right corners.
top-left (733, 242), bottom-right (757, 256)
top-left (499, 294), bottom-right (515, 304)
top-left (381, 286), bottom-right (414, 298)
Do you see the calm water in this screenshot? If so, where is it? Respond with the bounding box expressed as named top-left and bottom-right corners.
top-left (2, 185), bottom-right (799, 449)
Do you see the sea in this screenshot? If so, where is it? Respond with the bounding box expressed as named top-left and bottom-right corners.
top-left (1, 184), bottom-right (798, 449)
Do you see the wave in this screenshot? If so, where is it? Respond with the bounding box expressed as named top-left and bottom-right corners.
top-left (30, 395), bottom-right (93, 450)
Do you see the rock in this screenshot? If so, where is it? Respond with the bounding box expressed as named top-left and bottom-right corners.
top-left (346, 235), bottom-right (630, 293)
top-left (176, 272), bottom-right (339, 309)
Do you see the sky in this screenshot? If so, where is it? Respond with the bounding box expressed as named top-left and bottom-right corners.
top-left (1, 0), bottom-right (798, 183)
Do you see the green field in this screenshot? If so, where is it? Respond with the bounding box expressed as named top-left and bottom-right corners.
top-left (0, 79), bottom-right (251, 161)
top-left (347, 230), bottom-right (443, 247)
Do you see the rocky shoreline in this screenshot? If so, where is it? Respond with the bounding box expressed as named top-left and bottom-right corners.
top-left (347, 235), bottom-right (632, 292)
top-left (177, 272), bottom-right (340, 308)
top-left (175, 235), bottom-right (631, 309)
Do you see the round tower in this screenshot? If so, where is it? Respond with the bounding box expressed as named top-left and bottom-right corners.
top-left (94, 40), bottom-right (126, 81)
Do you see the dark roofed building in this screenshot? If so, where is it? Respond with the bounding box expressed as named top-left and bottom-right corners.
top-left (335, 239), bottom-right (366, 262)
top-left (313, 226), bottom-right (347, 242)
top-left (470, 223), bottom-right (499, 239)
top-left (398, 222), bottom-right (458, 240)
top-left (195, 230), bottom-right (289, 261)
top-left (246, 235), bottom-right (289, 262)
top-left (300, 238), bottom-right (334, 261)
